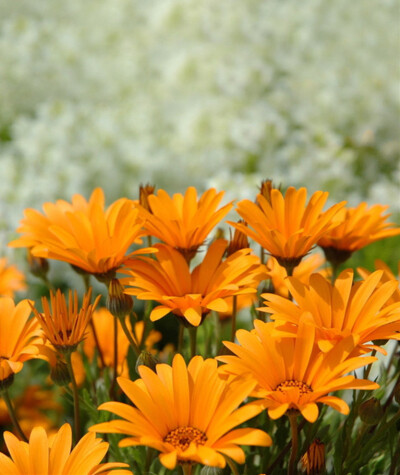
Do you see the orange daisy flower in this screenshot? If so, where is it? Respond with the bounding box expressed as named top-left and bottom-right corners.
top-left (229, 187), bottom-right (345, 274)
top-left (318, 203), bottom-right (400, 265)
top-left (0, 258), bottom-right (26, 298)
top-left (0, 298), bottom-right (42, 385)
top-left (0, 423), bottom-right (131, 475)
top-left (218, 319), bottom-right (378, 422)
top-left (123, 239), bottom-right (266, 327)
top-left (90, 353), bottom-right (271, 470)
top-left (137, 187), bottom-right (233, 262)
top-left (358, 259), bottom-right (400, 307)
top-left (260, 269), bottom-right (400, 354)
top-left (31, 289), bottom-right (100, 355)
top-left (9, 188), bottom-right (150, 278)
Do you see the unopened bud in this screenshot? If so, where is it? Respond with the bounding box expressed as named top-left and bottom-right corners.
top-left (27, 250), bottom-right (49, 278)
top-left (226, 220), bottom-right (249, 256)
top-left (300, 439), bottom-right (325, 475)
top-left (200, 467), bottom-right (224, 475)
top-left (259, 179), bottom-right (274, 204)
top-left (135, 350), bottom-right (159, 375)
top-left (139, 184), bottom-right (155, 212)
top-left (50, 359), bottom-right (71, 387)
top-left (106, 278), bottom-right (133, 319)
top-left (358, 397), bottom-right (383, 425)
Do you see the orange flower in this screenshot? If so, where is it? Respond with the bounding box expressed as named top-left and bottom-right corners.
top-left (0, 258), bottom-right (26, 298)
top-left (229, 187), bottom-right (345, 273)
top-left (0, 298), bottom-right (42, 385)
top-left (301, 439), bottom-right (325, 475)
top-left (31, 289), bottom-right (100, 355)
top-left (260, 269), bottom-right (400, 354)
top-left (265, 253), bottom-right (329, 299)
top-left (358, 260), bottom-right (400, 306)
top-left (218, 319), bottom-right (378, 422)
top-left (123, 239), bottom-right (265, 326)
top-left (137, 187), bottom-right (233, 261)
top-left (0, 423), bottom-right (131, 474)
top-left (318, 203), bottom-right (400, 264)
top-left (9, 188), bottom-right (150, 277)
top-left (90, 354), bottom-right (271, 470)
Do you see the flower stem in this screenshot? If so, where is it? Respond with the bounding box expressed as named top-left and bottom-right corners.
top-left (178, 322), bottom-right (184, 354)
top-left (89, 319), bottom-right (106, 368)
top-left (230, 295), bottom-right (238, 342)
top-left (109, 315), bottom-right (119, 399)
top-left (189, 326), bottom-right (197, 358)
top-left (288, 412), bottom-right (299, 475)
top-left (181, 463), bottom-right (193, 475)
top-left (65, 352), bottom-right (81, 442)
top-left (1, 388), bottom-right (28, 442)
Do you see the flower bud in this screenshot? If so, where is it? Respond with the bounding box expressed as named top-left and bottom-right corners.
top-left (139, 184), bottom-right (155, 212)
top-left (300, 439), bottom-right (325, 474)
top-left (27, 250), bottom-right (49, 278)
top-left (226, 220), bottom-right (249, 256)
top-left (135, 350), bottom-right (159, 375)
top-left (50, 358), bottom-right (71, 387)
top-left (358, 397), bottom-right (383, 425)
top-left (106, 278), bottom-right (133, 320)
top-left (200, 467), bottom-right (224, 475)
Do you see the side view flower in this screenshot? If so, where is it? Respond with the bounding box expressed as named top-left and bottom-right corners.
top-left (90, 353), bottom-right (271, 470)
top-left (0, 258), bottom-right (26, 298)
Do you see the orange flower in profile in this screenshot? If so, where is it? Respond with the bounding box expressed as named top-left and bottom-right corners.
top-left (0, 423), bottom-right (131, 475)
top-left (218, 319), bottom-right (378, 422)
top-left (90, 354), bottom-right (271, 470)
top-left (301, 439), bottom-right (325, 475)
top-left (123, 239), bottom-right (265, 326)
top-left (261, 269), bottom-right (400, 354)
top-left (318, 203), bottom-right (400, 265)
top-left (229, 187), bottom-right (345, 274)
top-left (9, 188), bottom-right (149, 278)
top-left (358, 260), bottom-right (400, 306)
top-left (31, 289), bottom-right (100, 355)
top-left (137, 187), bottom-right (233, 261)
top-left (265, 253), bottom-right (329, 299)
top-left (0, 258), bottom-right (26, 298)
top-left (0, 298), bottom-right (42, 385)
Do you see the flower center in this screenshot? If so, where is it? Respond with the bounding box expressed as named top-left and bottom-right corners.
top-left (164, 426), bottom-right (207, 451)
top-left (275, 379), bottom-right (313, 395)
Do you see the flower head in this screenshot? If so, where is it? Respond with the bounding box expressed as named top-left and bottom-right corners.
top-left (229, 186), bottom-right (345, 273)
top-left (90, 353), bottom-right (271, 470)
top-left (0, 298), bottom-right (42, 385)
top-left (31, 289), bottom-right (100, 355)
top-left (0, 423), bottom-right (131, 474)
top-left (123, 239), bottom-right (265, 326)
top-left (261, 269), bottom-right (400, 354)
top-left (218, 319), bottom-right (378, 422)
top-left (137, 187), bottom-right (233, 262)
top-left (9, 188), bottom-right (149, 277)
top-left (0, 258), bottom-right (26, 298)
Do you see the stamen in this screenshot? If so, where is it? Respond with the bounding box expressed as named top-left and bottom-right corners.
top-left (164, 426), bottom-right (207, 451)
top-left (275, 379), bottom-right (313, 395)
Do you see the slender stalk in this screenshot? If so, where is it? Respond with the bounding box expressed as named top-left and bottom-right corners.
top-left (225, 455), bottom-right (240, 475)
top-left (189, 326), bottom-right (197, 358)
top-left (1, 388), bottom-right (28, 442)
top-left (89, 319), bottom-right (106, 368)
top-left (288, 412), bottom-right (299, 475)
top-left (118, 315), bottom-right (140, 356)
top-left (331, 262), bottom-right (339, 285)
top-left (65, 352), bottom-right (81, 442)
top-left (230, 295), bottom-right (238, 342)
top-left (181, 463), bottom-right (193, 475)
top-left (109, 315), bottom-right (119, 399)
top-left (178, 322), bottom-right (185, 354)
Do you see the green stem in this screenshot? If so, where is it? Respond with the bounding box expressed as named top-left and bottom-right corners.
top-left (288, 412), bottom-right (299, 475)
top-left (89, 319), bottom-right (106, 368)
top-left (225, 455), bottom-right (240, 475)
top-left (118, 315), bottom-right (140, 356)
top-left (65, 352), bottom-right (81, 442)
top-left (230, 295), bottom-right (238, 342)
top-left (109, 315), bottom-right (119, 399)
top-left (178, 322), bottom-right (184, 354)
top-left (1, 388), bottom-right (28, 442)
top-left (331, 262), bottom-right (339, 285)
top-left (189, 326), bottom-right (198, 358)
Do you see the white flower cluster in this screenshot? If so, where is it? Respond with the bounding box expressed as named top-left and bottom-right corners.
top-left (0, 0), bottom-right (398, 241)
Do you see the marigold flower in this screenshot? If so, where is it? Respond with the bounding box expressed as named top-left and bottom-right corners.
top-left (0, 423), bottom-right (131, 474)
top-left (358, 259), bottom-right (400, 306)
top-left (0, 298), bottom-right (42, 385)
top-left (0, 258), bottom-right (26, 298)
top-left (218, 319), bottom-right (378, 422)
top-left (301, 439), bottom-right (325, 475)
top-left (229, 186), bottom-right (345, 274)
top-left (318, 203), bottom-right (400, 265)
top-left (123, 239), bottom-right (265, 327)
top-left (137, 187), bottom-right (233, 262)
top-left (90, 353), bottom-right (271, 470)
top-left (31, 289), bottom-right (100, 355)
top-left (9, 188), bottom-right (150, 278)
top-left (261, 269), bottom-right (400, 354)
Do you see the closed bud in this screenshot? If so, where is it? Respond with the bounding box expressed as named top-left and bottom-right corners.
top-left (135, 350), bottom-right (159, 375)
top-left (106, 278), bottom-right (133, 320)
top-left (358, 397), bottom-right (383, 425)
top-left (50, 359), bottom-right (71, 387)
top-left (301, 439), bottom-right (325, 475)
top-left (27, 250), bottom-right (49, 278)
top-left (200, 467), bottom-right (224, 475)
top-left (139, 184), bottom-right (155, 212)
top-left (226, 220), bottom-right (249, 256)
top-left (259, 179), bottom-right (274, 204)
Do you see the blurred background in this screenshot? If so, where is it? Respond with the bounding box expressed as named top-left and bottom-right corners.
top-left (0, 0), bottom-right (399, 244)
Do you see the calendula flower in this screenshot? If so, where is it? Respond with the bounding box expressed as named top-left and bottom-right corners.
top-left (0, 423), bottom-right (131, 474)
top-left (90, 354), bottom-right (271, 470)
top-left (9, 188), bottom-right (151, 278)
top-left (137, 187), bottom-right (233, 262)
top-left (358, 259), bottom-right (400, 306)
top-left (301, 439), bottom-right (325, 475)
top-left (0, 258), bottom-right (26, 298)
top-left (261, 269), bottom-right (400, 354)
top-left (265, 253), bottom-right (329, 299)
top-left (31, 289), bottom-right (100, 355)
top-left (123, 239), bottom-right (265, 327)
top-left (0, 298), bottom-right (42, 385)
top-left (318, 203), bottom-right (400, 265)
top-left (218, 319), bottom-right (378, 422)
top-left (229, 187), bottom-right (345, 274)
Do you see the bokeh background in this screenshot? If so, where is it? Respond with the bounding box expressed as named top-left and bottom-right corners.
top-left (0, 0), bottom-right (399, 245)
